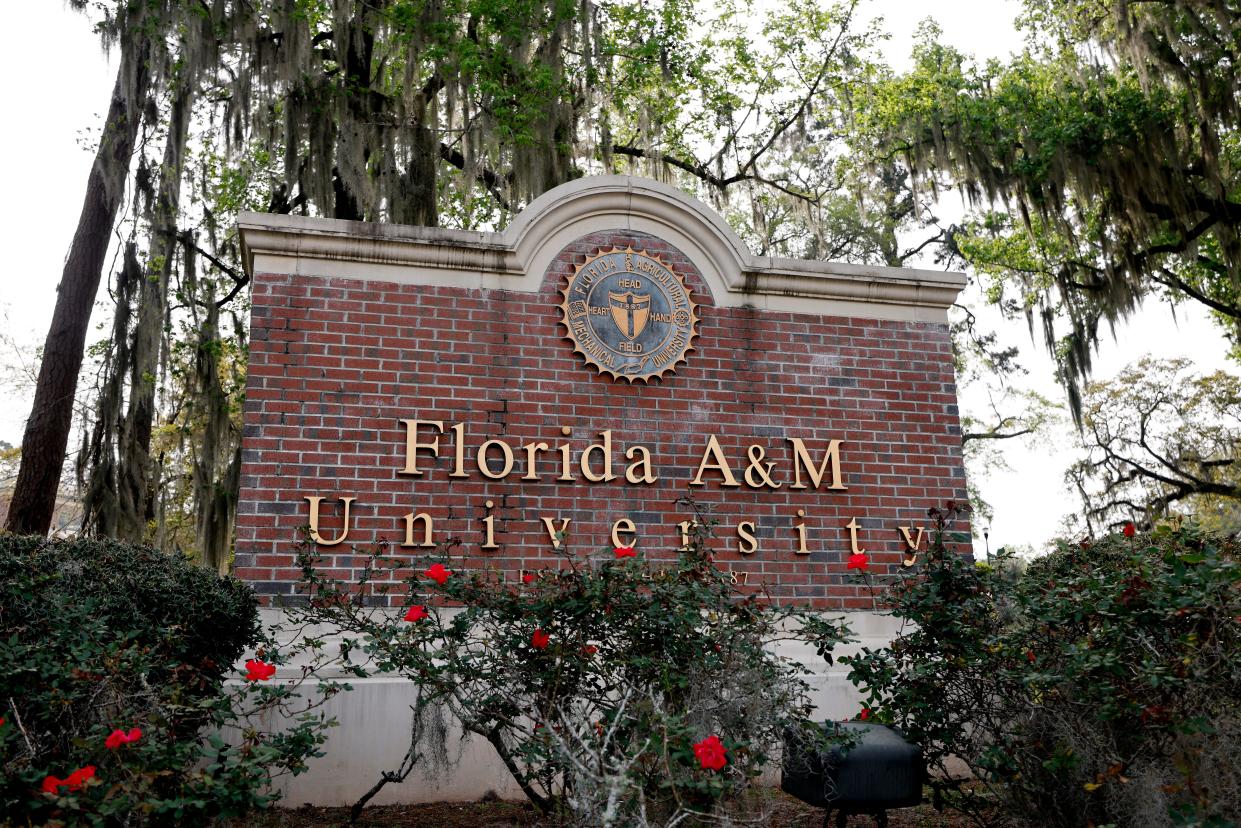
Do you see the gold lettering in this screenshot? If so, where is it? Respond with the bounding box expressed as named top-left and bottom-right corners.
top-left (899, 525), bottom-right (926, 567)
top-left (557, 425), bottom-right (573, 481)
top-left (540, 517), bottom-right (571, 549)
top-left (522, 442), bottom-right (549, 480)
top-left (678, 520), bottom-right (695, 550)
top-left (482, 500), bottom-right (499, 550)
top-left (611, 518), bottom-right (637, 548)
top-left (624, 445), bottom-right (657, 484)
top-left (689, 435), bottom-right (741, 487)
top-left (580, 430), bottom-right (616, 482)
top-left (398, 419), bottom-right (442, 476)
top-left (794, 509), bottom-right (810, 555)
top-left (846, 517), bottom-right (866, 554)
top-left (787, 438), bottom-right (847, 490)
top-left (743, 444), bottom-right (782, 489)
top-left (304, 495), bottom-right (355, 546)
top-left (898, 526), bottom-right (925, 551)
top-left (477, 439), bottom-right (515, 480)
top-left (450, 422), bottom-right (468, 478)
top-left (737, 521), bottom-right (758, 555)
top-left (402, 511), bottom-right (434, 548)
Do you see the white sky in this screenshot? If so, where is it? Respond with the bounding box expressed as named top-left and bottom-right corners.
top-left (1, 1), bottom-right (1233, 553)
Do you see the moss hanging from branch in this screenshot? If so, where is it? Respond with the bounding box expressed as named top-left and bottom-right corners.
top-left (866, 3), bottom-right (1241, 415)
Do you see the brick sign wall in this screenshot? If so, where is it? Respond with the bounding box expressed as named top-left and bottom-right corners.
top-left (235, 177), bottom-right (969, 609)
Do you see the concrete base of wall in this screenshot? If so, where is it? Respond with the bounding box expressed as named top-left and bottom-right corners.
top-left (259, 609), bottom-right (904, 808)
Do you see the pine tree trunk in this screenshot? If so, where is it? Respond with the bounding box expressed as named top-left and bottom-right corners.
top-left (5, 36), bottom-right (151, 536)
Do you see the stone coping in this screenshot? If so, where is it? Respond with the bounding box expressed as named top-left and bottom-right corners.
top-left (239, 176), bottom-right (965, 323)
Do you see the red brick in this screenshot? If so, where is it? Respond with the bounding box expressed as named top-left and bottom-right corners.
top-left (235, 229), bottom-right (969, 608)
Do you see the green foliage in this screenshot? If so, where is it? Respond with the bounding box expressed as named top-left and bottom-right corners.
top-left (1067, 357), bottom-right (1241, 534)
top-left (293, 502), bottom-right (850, 825)
top-left (0, 535), bottom-right (334, 826)
top-left (856, 1), bottom-right (1241, 413)
top-left (847, 510), bottom-right (1241, 827)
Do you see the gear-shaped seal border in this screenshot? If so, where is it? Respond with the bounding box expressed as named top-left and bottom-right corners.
top-left (557, 245), bottom-right (699, 383)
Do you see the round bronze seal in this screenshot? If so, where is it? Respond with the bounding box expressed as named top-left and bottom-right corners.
top-left (558, 246), bottom-right (699, 382)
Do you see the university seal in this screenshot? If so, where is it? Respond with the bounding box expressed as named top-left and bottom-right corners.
top-left (558, 246), bottom-right (699, 382)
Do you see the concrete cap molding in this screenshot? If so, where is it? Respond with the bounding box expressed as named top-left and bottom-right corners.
top-left (238, 175), bottom-right (965, 322)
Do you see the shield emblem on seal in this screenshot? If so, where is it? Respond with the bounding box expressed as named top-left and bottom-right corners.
top-left (608, 291), bottom-right (651, 340)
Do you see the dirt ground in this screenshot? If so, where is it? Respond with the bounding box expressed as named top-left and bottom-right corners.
top-left (251, 788), bottom-right (992, 827)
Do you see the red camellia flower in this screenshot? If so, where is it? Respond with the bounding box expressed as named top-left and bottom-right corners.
top-left (403, 604), bottom-right (429, 623)
top-left (244, 658), bottom-right (277, 681)
top-left (692, 734), bottom-right (727, 771)
top-left (859, 708), bottom-right (871, 721)
top-left (613, 546), bottom-right (637, 559)
top-left (425, 563), bottom-right (452, 585)
top-left (104, 727), bottom-right (142, 750)
top-left (531, 628), bottom-right (550, 649)
top-left (42, 765), bottom-right (96, 794)
top-left (1123, 522), bottom-right (1136, 538)
top-left (846, 553), bottom-right (869, 571)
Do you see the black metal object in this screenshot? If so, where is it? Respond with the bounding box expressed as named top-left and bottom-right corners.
top-left (782, 721), bottom-right (925, 827)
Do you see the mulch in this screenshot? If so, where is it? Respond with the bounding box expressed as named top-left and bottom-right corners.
top-left (250, 788), bottom-right (993, 827)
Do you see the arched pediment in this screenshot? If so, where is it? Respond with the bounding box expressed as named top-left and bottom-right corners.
top-left (240, 175), bottom-right (964, 321)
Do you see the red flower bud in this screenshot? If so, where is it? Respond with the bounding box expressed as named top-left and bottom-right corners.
top-left (692, 734), bottom-right (727, 771)
top-left (1123, 522), bottom-right (1136, 538)
top-left (846, 553), bottom-right (869, 571)
top-left (859, 708), bottom-right (871, 721)
top-left (522, 572), bottom-right (535, 583)
top-left (244, 658), bottom-right (276, 681)
top-left (531, 628), bottom-right (550, 649)
top-left (104, 727), bottom-right (142, 750)
top-left (42, 765), bottom-right (96, 794)
top-left (425, 563), bottom-right (452, 585)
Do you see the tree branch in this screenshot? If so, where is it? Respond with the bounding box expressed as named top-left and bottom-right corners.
top-left (437, 143), bottom-right (512, 212)
top-left (1151, 266), bottom-right (1241, 320)
top-left (610, 145), bottom-right (819, 204)
top-left (961, 427), bottom-right (1034, 444)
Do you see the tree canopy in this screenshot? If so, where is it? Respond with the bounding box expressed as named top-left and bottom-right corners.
top-left (857, 1), bottom-right (1240, 414)
top-left (7, 0), bottom-right (1238, 555)
top-left (1068, 357), bottom-right (1241, 533)
top-left (12, 0), bottom-right (934, 562)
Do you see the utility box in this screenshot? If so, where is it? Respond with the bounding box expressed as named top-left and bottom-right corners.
top-left (783, 721), bottom-right (925, 826)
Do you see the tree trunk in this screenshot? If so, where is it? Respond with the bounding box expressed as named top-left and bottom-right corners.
top-left (117, 81), bottom-right (193, 542)
top-left (79, 243), bottom-right (140, 539)
top-left (191, 297), bottom-right (241, 574)
top-left (5, 34), bottom-right (151, 536)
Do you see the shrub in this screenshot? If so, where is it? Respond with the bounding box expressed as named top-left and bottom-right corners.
top-left (0, 535), bottom-right (336, 826)
top-left (293, 500), bottom-right (851, 826)
top-left (846, 508), bottom-right (1241, 827)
